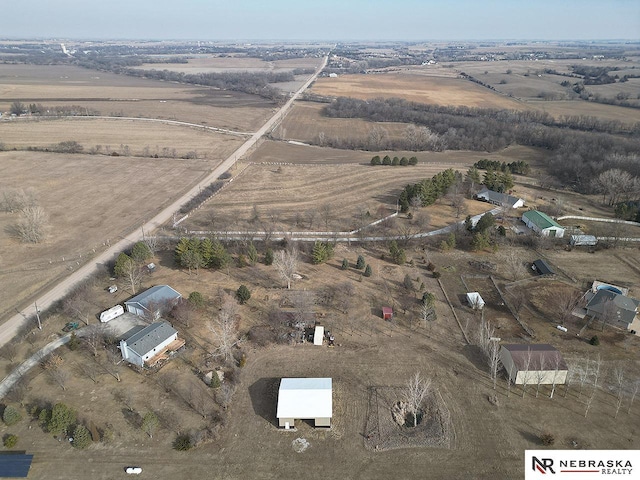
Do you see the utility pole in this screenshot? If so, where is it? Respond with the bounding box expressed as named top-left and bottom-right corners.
top-left (34, 302), bottom-right (42, 330)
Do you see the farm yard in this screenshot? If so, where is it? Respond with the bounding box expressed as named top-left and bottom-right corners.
top-left (2, 242), bottom-right (639, 480)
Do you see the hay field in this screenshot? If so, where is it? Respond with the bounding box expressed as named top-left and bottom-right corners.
top-left (0, 64), bottom-right (275, 131)
top-left (310, 73), bottom-right (526, 109)
top-left (0, 150), bottom-right (210, 320)
top-left (0, 117), bottom-right (244, 158)
top-left (276, 102), bottom-right (409, 143)
top-left (183, 142), bottom-right (544, 232)
top-left (136, 55), bottom-right (322, 74)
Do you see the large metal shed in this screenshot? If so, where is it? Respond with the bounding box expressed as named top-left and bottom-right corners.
top-left (276, 378), bottom-right (332, 429)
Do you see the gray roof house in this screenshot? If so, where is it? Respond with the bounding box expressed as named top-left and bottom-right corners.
top-left (124, 285), bottom-right (181, 319)
top-left (476, 187), bottom-right (525, 209)
top-left (119, 322), bottom-right (182, 367)
top-left (585, 289), bottom-right (640, 332)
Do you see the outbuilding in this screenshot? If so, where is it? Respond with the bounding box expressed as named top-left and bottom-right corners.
top-left (124, 285), bottom-right (181, 319)
top-left (313, 325), bottom-right (324, 346)
top-left (277, 378), bottom-right (332, 428)
top-left (382, 307), bottom-right (393, 320)
top-left (500, 344), bottom-right (568, 385)
top-left (570, 234), bottom-right (597, 247)
top-left (475, 187), bottom-right (525, 209)
top-left (466, 292), bottom-right (485, 310)
top-left (532, 259), bottom-right (555, 276)
top-left (522, 210), bottom-right (565, 238)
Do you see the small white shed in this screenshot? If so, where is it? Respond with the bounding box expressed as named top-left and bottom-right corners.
top-left (466, 292), bottom-right (485, 310)
top-left (313, 326), bottom-right (324, 346)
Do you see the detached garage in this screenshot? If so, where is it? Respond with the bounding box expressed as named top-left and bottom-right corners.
top-left (277, 378), bottom-right (332, 428)
top-left (500, 344), bottom-right (568, 385)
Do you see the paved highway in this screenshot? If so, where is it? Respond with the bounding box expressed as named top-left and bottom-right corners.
top-left (0, 54), bottom-right (328, 350)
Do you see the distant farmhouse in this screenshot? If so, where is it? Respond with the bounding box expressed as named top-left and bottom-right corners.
top-left (475, 187), bottom-right (524, 209)
top-left (124, 285), bottom-right (181, 319)
top-left (584, 281), bottom-right (640, 335)
top-left (500, 344), bottom-right (568, 385)
top-left (522, 210), bottom-right (565, 238)
top-left (119, 321), bottom-right (185, 367)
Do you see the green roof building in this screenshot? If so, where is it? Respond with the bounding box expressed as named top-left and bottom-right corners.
top-left (522, 210), bottom-right (565, 238)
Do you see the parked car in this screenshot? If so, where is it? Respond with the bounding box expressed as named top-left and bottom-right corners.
top-left (108, 285), bottom-right (118, 294)
top-left (125, 467), bottom-right (142, 475)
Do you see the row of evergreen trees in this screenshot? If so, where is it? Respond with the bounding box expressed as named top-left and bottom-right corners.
top-left (370, 155), bottom-right (418, 166)
top-left (398, 168), bottom-right (461, 212)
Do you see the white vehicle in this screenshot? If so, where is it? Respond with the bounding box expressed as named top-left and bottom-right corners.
top-left (99, 305), bottom-right (124, 323)
top-left (108, 285), bottom-right (118, 294)
top-left (125, 467), bottom-right (142, 475)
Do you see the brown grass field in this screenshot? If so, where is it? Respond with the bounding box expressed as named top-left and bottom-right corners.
top-left (182, 141), bottom-right (546, 233)
top-left (0, 117), bottom-right (244, 158)
top-left (0, 150), bottom-right (211, 320)
top-left (0, 64), bottom-right (275, 131)
top-left (136, 55), bottom-right (323, 74)
top-left (311, 73), bottom-right (528, 109)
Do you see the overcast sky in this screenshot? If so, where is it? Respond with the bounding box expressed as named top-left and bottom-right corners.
top-left (3, 0), bottom-right (639, 41)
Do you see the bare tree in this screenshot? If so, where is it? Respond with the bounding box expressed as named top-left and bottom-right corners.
top-left (557, 290), bottom-right (584, 326)
top-left (521, 347), bottom-right (533, 398)
top-left (305, 208), bottom-right (317, 230)
top-left (403, 372), bottom-right (431, 428)
top-left (488, 340), bottom-right (502, 390)
top-left (82, 328), bottom-right (105, 356)
top-left (104, 349), bottom-right (122, 382)
top-left (534, 356), bottom-right (547, 398)
top-left (628, 379), bottom-right (639, 415)
top-left (141, 411), bottom-right (160, 438)
top-left (43, 355), bottom-right (69, 391)
top-left (143, 235), bottom-right (161, 255)
top-left (156, 371), bottom-right (178, 394)
top-left (63, 284), bottom-right (93, 326)
top-left (503, 251), bottom-right (525, 282)
top-left (320, 204), bottom-right (333, 231)
top-left (14, 205), bottom-right (49, 243)
top-left (274, 246), bottom-right (299, 289)
top-left (613, 365), bottom-right (625, 419)
top-left (77, 361), bottom-right (101, 383)
top-left (188, 385), bottom-right (213, 418)
top-left (114, 388), bottom-right (135, 411)
top-left (549, 352), bottom-right (563, 399)
top-left (208, 293), bottom-right (241, 364)
top-left (577, 356), bottom-right (590, 399)
top-left (216, 383), bottom-right (237, 410)
top-left (0, 341), bottom-right (19, 363)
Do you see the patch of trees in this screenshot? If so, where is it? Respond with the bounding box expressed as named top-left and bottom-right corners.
top-left (1, 188), bottom-right (49, 243)
top-left (370, 155), bottom-right (418, 166)
top-left (324, 97), bottom-right (640, 191)
top-left (123, 68), bottom-right (290, 102)
top-left (571, 65), bottom-right (618, 85)
top-left (179, 181), bottom-right (225, 214)
top-left (473, 159), bottom-right (530, 175)
top-left (174, 237), bottom-right (231, 274)
top-left (398, 168), bottom-right (460, 212)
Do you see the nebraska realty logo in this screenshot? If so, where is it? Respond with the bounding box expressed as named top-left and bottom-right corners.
top-left (525, 451), bottom-right (640, 479)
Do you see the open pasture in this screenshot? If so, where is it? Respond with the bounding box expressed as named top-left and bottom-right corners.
top-left (0, 117), bottom-right (244, 158)
top-left (182, 142), bottom-right (511, 233)
top-left (0, 150), bottom-right (209, 320)
top-left (310, 73), bottom-right (527, 109)
top-left (136, 55), bottom-right (322, 74)
top-left (0, 64), bottom-right (275, 131)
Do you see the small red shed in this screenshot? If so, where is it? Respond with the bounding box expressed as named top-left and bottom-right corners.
top-left (382, 307), bottom-right (393, 320)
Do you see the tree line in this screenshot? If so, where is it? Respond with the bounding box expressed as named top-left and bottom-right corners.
top-left (323, 97), bottom-right (640, 192)
top-left (398, 168), bottom-right (460, 212)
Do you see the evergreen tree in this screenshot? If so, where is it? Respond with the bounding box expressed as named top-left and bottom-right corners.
top-left (382, 155), bottom-right (392, 165)
top-left (131, 241), bottom-right (152, 263)
top-left (2, 406), bottom-right (22, 426)
top-left (247, 243), bottom-right (258, 265)
top-left (370, 155), bottom-right (381, 166)
top-left (72, 424), bottom-right (91, 449)
top-left (114, 253), bottom-right (134, 278)
top-left (188, 291), bottom-right (204, 308)
top-left (236, 285), bottom-right (251, 304)
top-left (364, 264), bottom-right (372, 277)
top-left (47, 403), bottom-right (76, 436)
top-left (389, 241), bottom-right (406, 265)
top-left (200, 238), bottom-right (215, 266)
top-left (264, 248), bottom-right (274, 266)
top-left (355, 254), bottom-right (365, 270)
top-left (209, 240), bottom-right (230, 269)
top-left (474, 212), bottom-right (495, 233)
top-left (341, 259), bottom-right (349, 270)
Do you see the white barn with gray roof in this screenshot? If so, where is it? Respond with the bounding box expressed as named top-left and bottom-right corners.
top-left (124, 285), bottom-right (181, 319)
top-left (120, 322), bottom-right (178, 367)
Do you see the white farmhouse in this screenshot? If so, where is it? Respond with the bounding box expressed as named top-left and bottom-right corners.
top-left (119, 322), bottom-right (184, 367)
